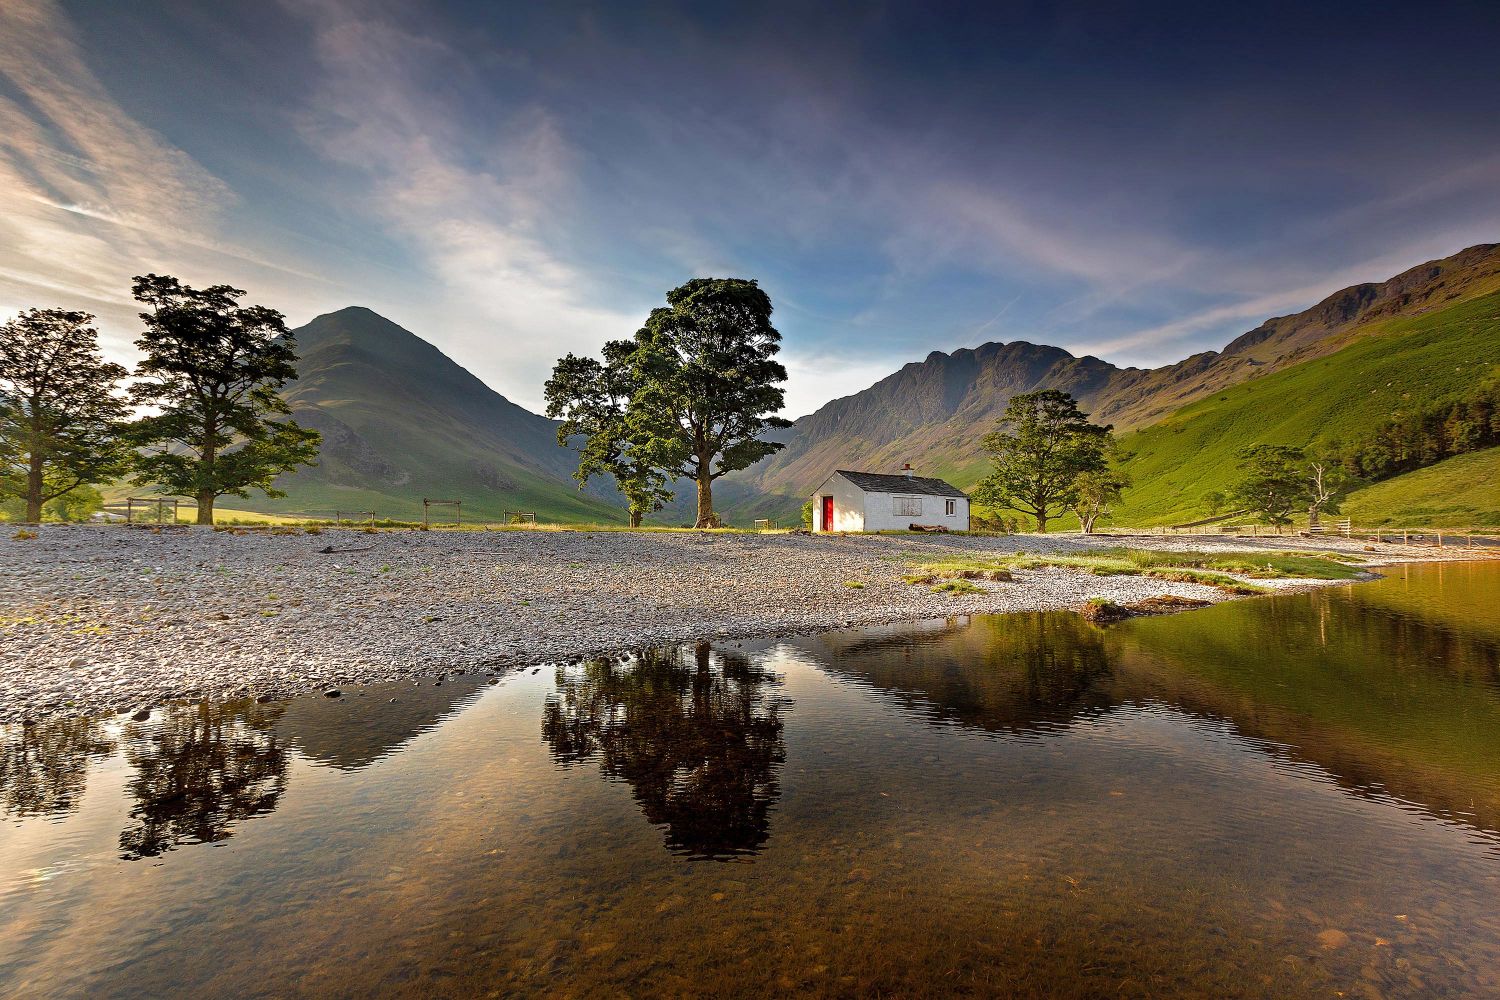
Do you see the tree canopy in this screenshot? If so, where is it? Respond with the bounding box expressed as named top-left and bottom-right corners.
top-left (546, 278), bottom-right (790, 527)
top-left (0, 308), bottom-right (130, 523)
top-left (971, 390), bottom-right (1113, 532)
top-left (1228, 444), bottom-right (1309, 525)
top-left (128, 275), bottom-right (319, 525)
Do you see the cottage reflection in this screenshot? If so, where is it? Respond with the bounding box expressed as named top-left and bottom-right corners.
top-left (119, 701), bottom-right (288, 860)
top-left (542, 642), bottom-right (789, 859)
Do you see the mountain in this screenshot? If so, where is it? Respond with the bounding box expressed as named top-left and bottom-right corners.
top-left (728, 244), bottom-right (1500, 521)
top-left (1112, 288), bottom-right (1500, 524)
top-left (261, 307), bottom-right (623, 523)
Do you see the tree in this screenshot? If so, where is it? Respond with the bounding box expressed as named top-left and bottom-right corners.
top-left (45, 484), bottom-right (105, 522)
top-left (0, 309), bottom-right (130, 523)
top-left (544, 343), bottom-right (673, 527)
top-left (547, 278), bottom-right (790, 528)
top-left (128, 275), bottom-right (320, 525)
top-left (1229, 444), bottom-right (1309, 526)
top-left (971, 390), bottom-right (1112, 533)
top-left (1306, 458), bottom-right (1353, 527)
top-left (1070, 468), bottom-right (1130, 534)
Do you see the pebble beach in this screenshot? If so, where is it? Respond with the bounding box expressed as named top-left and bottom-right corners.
top-left (0, 524), bottom-right (1487, 722)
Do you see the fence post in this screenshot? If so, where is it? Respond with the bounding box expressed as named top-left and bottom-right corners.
top-left (1437, 531), bottom-right (1443, 548)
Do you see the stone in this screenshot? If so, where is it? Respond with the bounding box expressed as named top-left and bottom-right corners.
top-left (1316, 928), bottom-right (1350, 950)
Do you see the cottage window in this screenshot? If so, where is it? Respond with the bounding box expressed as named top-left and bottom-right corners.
top-left (894, 495), bottom-right (923, 517)
top-left (945, 499), bottom-right (956, 516)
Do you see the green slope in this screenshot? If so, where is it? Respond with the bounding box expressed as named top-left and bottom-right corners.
top-left (1113, 290), bottom-right (1500, 525)
top-left (1340, 448), bottom-right (1500, 528)
top-left (244, 308), bottom-right (627, 524)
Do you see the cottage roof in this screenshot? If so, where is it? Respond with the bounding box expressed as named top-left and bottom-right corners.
top-left (834, 470), bottom-right (968, 499)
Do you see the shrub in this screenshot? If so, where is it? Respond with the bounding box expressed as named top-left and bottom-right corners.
top-left (931, 579), bottom-right (985, 595)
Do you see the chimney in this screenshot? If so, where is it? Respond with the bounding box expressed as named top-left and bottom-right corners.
top-left (902, 463), bottom-right (914, 479)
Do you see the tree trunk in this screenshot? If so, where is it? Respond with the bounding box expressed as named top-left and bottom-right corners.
top-left (24, 451), bottom-right (44, 523)
top-left (1035, 513), bottom-right (1049, 533)
top-left (628, 509), bottom-right (643, 528)
top-left (694, 457), bottom-right (716, 529)
top-left (196, 490), bottom-right (215, 526)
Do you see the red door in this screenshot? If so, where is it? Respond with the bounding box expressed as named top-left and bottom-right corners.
top-left (822, 495), bottom-right (834, 532)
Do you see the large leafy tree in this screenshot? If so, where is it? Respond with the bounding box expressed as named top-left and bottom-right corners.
top-left (1229, 444), bottom-right (1310, 526)
top-left (545, 341), bottom-right (673, 527)
top-left (972, 390), bottom-right (1113, 533)
top-left (0, 309), bottom-right (130, 523)
top-left (128, 275), bottom-right (320, 525)
top-left (547, 278), bottom-right (790, 528)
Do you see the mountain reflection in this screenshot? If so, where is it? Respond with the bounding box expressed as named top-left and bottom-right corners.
top-left (0, 717), bottom-right (116, 819)
top-left (119, 701), bottom-right (289, 860)
top-left (810, 613), bottom-right (1117, 735)
top-left (542, 642), bottom-right (789, 860)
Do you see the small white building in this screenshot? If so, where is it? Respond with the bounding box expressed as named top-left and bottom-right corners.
top-left (811, 467), bottom-right (970, 533)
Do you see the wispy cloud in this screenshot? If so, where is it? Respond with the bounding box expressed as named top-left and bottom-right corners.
top-left (0, 0), bottom-right (332, 355)
top-left (285, 0), bottom-right (643, 409)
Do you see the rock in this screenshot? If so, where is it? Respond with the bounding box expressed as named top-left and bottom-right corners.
top-left (130, 708), bottom-right (151, 722)
top-left (1316, 928), bottom-right (1350, 950)
top-left (323, 688), bottom-right (341, 698)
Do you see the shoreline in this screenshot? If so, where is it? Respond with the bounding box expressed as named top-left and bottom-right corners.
top-left (1, 524), bottom-right (1492, 723)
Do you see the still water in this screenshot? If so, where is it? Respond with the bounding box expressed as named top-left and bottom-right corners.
top-left (2, 561), bottom-right (1499, 998)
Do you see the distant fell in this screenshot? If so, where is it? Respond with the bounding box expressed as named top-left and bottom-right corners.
top-left (265, 307), bottom-right (622, 523)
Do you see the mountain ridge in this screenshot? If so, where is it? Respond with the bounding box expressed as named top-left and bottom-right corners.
top-left (720, 243), bottom-right (1500, 518)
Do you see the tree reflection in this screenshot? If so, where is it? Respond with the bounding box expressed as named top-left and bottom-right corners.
top-left (542, 642), bottom-right (789, 859)
top-left (119, 701), bottom-right (288, 860)
top-left (0, 717), bottom-right (116, 818)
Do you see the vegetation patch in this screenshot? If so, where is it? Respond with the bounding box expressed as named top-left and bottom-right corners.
top-left (1082, 593), bottom-right (1214, 623)
top-left (1079, 598), bottom-right (1131, 623)
top-left (902, 546), bottom-right (1344, 595)
top-left (930, 579), bottom-right (986, 595)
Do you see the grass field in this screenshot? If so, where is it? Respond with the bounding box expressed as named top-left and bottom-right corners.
top-left (1340, 447), bottom-right (1500, 528)
top-left (1112, 290), bottom-right (1500, 525)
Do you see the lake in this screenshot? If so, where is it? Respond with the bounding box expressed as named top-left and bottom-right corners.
top-left (2, 561), bottom-right (1499, 998)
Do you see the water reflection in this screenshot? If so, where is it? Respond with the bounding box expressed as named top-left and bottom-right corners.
top-left (542, 642), bottom-right (789, 859)
top-left (119, 702), bottom-right (288, 860)
top-left (273, 675), bottom-right (489, 771)
top-left (810, 613), bottom-right (1116, 735)
top-left (0, 717), bottom-right (115, 819)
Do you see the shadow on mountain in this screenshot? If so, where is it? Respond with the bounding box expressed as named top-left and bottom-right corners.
top-left (0, 716), bottom-right (117, 819)
top-left (806, 613), bottom-right (1118, 737)
top-left (273, 675), bottom-right (490, 771)
top-left (542, 642), bottom-right (789, 860)
top-left (119, 701), bottom-right (288, 860)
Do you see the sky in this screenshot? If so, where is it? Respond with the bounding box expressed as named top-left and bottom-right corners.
top-left (2, 0), bottom-right (1499, 418)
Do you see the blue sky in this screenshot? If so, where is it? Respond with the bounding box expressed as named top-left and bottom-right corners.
top-left (3, 0), bottom-right (1499, 417)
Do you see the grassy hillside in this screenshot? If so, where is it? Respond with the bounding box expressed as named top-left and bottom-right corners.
top-left (1340, 448), bottom-right (1500, 528)
top-left (1114, 290), bottom-right (1500, 525)
top-left (240, 308), bottom-right (627, 525)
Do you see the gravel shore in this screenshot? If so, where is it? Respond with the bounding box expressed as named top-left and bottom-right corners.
top-left (0, 524), bottom-right (1489, 722)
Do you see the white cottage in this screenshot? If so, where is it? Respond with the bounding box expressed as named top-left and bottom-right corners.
top-left (811, 466), bottom-right (970, 533)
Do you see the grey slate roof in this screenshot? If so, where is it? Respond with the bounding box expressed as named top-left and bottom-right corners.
top-left (834, 470), bottom-right (968, 498)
